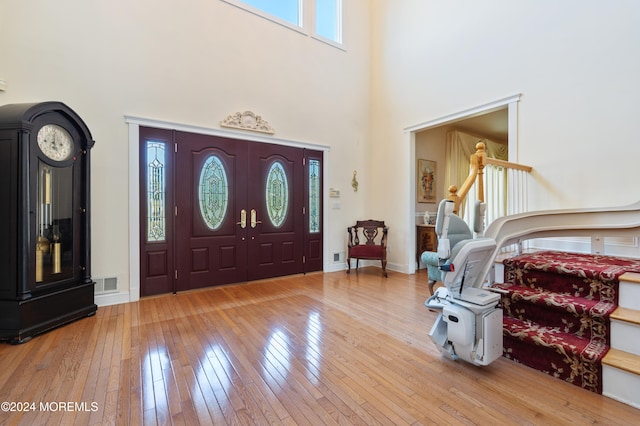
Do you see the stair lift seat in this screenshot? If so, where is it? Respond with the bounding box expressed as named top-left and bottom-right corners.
top-left (421, 199), bottom-right (474, 295)
top-left (424, 200), bottom-right (503, 366)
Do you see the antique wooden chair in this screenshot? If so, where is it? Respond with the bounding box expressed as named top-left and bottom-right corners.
top-left (346, 220), bottom-right (388, 277)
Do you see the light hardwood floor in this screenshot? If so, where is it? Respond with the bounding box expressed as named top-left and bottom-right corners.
top-left (1, 268), bottom-right (639, 425)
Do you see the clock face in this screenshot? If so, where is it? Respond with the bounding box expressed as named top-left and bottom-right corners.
top-left (37, 124), bottom-right (74, 161)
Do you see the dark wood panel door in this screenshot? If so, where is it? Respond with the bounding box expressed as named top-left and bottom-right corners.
top-left (175, 132), bottom-right (249, 291)
top-left (247, 143), bottom-right (304, 281)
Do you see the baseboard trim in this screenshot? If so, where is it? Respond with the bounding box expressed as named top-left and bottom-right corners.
top-left (95, 291), bottom-right (131, 307)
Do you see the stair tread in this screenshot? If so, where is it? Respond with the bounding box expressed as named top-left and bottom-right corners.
top-left (503, 251), bottom-right (640, 280)
top-left (620, 271), bottom-right (640, 284)
top-left (495, 283), bottom-right (616, 314)
top-left (502, 252), bottom-right (629, 303)
top-left (503, 316), bottom-right (608, 356)
top-left (496, 283), bottom-right (615, 340)
top-left (610, 306), bottom-right (640, 325)
top-left (603, 348), bottom-right (640, 375)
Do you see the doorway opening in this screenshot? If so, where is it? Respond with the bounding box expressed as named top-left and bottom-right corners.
top-left (405, 94), bottom-right (521, 274)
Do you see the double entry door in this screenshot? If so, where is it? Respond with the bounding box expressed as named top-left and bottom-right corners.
top-left (140, 127), bottom-right (323, 296)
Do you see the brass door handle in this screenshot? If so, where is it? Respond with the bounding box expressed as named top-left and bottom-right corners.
top-left (236, 209), bottom-right (247, 228)
top-left (251, 209), bottom-right (262, 228)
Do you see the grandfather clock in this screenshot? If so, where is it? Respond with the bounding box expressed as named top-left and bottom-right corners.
top-left (0, 102), bottom-right (96, 343)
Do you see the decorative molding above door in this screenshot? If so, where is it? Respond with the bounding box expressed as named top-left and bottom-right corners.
top-left (125, 115), bottom-right (328, 151)
top-left (220, 111), bottom-right (275, 134)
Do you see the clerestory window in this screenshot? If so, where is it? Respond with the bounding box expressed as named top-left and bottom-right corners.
top-left (222, 0), bottom-right (342, 46)
top-left (315, 0), bottom-right (342, 44)
top-left (233, 0), bottom-right (301, 26)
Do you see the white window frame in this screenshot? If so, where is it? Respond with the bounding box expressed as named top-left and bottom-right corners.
top-left (221, 0), bottom-right (305, 34)
top-left (220, 0), bottom-right (344, 49)
top-left (312, 0), bottom-right (343, 47)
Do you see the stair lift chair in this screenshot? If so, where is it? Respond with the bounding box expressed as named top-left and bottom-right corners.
top-left (424, 200), bottom-right (503, 366)
top-left (421, 200), bottom-right (474, 296)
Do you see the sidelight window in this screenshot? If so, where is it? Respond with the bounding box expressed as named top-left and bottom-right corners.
top-left (309, 159), bottom-right (320, 233)
top-left (146, 141), bottom-right (166, 242)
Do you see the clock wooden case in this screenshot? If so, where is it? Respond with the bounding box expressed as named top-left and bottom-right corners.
top-left (0, 101), bottom-right (97, 343)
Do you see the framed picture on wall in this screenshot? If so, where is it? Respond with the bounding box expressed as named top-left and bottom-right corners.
top-left (417, 159), bottom-right (437, 203)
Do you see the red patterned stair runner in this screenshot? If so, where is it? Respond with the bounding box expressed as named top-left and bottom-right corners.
top-left (493, 250), bottom-right (640, 393)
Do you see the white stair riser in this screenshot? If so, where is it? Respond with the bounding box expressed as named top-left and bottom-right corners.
top-left (618, 281), bottom-right (640, 310)
top-left (494, 263), bottom-right (504, 284)
top-left (602, 365), bottom-right (640, 410)
top-left (606, 278), bottom-right (640, 410)
top-left (610, 320), bottom-right (640, 356)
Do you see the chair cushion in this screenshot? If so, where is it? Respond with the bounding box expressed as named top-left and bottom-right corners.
top-left (421, 251), bottom-right (443, 282)
top-left (421, 251), bottom-right (439, 265)
top-left (349, 245), bottom-right (384, 259)
top-left (426, 264), bottom-right (442, 283)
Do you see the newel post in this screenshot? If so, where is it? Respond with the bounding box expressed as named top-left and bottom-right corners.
top-left (475, 142), bottom-right (487, 204)
top-left (447, 185), bottom-right (460, 214)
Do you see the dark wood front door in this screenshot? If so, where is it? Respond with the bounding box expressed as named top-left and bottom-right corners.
top-left (139, 127), bottom-right (322, 296)
top-left (246, 142), bottom-right (304, 281)
top-left (175, 132), bottom-right (249, 290)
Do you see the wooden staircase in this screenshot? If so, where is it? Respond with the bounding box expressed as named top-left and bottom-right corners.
top-left (602, 272), bottom-right (640, 409)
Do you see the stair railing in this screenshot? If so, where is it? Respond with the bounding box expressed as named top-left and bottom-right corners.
top-left (467, 200), bottom-right (640, 289)
top-left (446, 142), bottom-right (533, 230)
top-left (445, 143), bottom-right (640, 290)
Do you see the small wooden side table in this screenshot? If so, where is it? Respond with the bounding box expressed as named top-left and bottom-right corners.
top-left (416, 224), bottom-right (437, 269)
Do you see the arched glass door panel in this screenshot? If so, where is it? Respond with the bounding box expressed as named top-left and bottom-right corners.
top-left (265, 161), bottom-right (289, 228)
top-left (198, 155), bottom-right (229, 230)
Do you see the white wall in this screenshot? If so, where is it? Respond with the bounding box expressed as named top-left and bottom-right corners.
top-left (3, 1), bottom-right (639, 293)
top-left (0, 0), bottom-right (372, 298)
top-left (415, 126), bottom-right (447, 218)
top-left (370, 0), bottom-right (640, 270)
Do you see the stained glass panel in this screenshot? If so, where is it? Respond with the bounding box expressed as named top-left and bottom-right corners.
top-left (199, 155), bottom-right (228, 230)
top-left (266, 161), bottom-right (288, 228)
top-left (309, 159), bottom-right (320, 233)
top-left (146, 141), bottom-right (166, 242)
